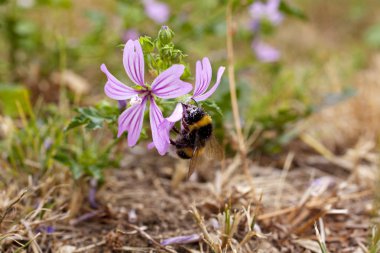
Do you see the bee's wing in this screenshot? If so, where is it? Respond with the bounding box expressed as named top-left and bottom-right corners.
top-left (188, 145), bottom-right (201, 179)
top-left (204, 135), bottom-right (224, 161)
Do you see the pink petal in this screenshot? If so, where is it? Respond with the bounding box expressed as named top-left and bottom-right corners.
top-left (147, 142), bottom-right (155, 150)
top-left (156, 103), bottom-right (183, 141)
top-left (193, 58), bottom-right (212, 97)
top-left (101, 64), bottom-right (139, 100)
top-left (158, 119), bottom-right (174, 140)
top-left (117, 97), bottom-right (147, 147)
top-left (151, 65), bottom-right (193, 99)
top-left (123, 40), bottom-right (145, 87)
top-left (166, 103), bottom-right (183, 123)
top-left (193, 66), bottom-right (225, 102)
top-left (149, 97), bottom-right (170, 155)
top-left (194, 60), bottom-right (202, 96)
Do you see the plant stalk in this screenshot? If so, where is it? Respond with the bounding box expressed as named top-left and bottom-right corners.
top-left (226, 1), bottom-right (249, 175)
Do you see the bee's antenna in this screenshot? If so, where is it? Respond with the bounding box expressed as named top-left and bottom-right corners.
top-left (191, 98), bottom-right (199, 106)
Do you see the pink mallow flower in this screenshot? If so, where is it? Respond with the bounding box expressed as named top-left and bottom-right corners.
top-left (143, 0), bottom-right (170, 24)
top-left (101, 39), bottom-right (192, 155)
top-left (252, 40), bottom-right (280, 63)
top-left (250, 0), bottom-right (283, 27)
top-left (160, 57), bottom-right (225, 129)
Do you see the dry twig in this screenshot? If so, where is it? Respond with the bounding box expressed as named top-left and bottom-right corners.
top-left (124, 223), bottom-right (178, 253)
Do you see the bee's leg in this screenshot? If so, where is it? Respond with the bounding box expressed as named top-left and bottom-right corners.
top-left (170, 139), bottom-right (178, 146)
top-left (181, 120), bottom-right (190, 132)
top-left (170, 139), bottom-right (189, 148)
top-left (171, 126), bottom-right (180, 134)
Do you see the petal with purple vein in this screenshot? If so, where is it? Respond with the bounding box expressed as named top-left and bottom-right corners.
top-left (117, 97), bottom-right (147, 147)
top-left (123, 40), bottom-right (146, 87)
top-left (101, 64), bottom-right (139, 100)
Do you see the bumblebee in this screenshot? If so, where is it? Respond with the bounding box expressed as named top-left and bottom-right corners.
top-left (170, 103), bottom-right (223, 177)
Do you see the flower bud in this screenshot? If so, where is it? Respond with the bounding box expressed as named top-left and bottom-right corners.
top-left (158, 26), bottom-right (174, 45)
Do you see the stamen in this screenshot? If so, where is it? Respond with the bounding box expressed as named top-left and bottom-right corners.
top-left (129, 95), bottom-right (143, 106)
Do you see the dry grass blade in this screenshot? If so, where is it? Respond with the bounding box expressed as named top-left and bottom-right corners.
top-left (119, 246), bottom-right (152, 252)
top-left (293, 239), bottom-right (323, 253)
top-left (13, 233), bottom-right (40, 253)
top-left (190, 205), bottom-right (222, 253)
top-left (314, 219), bottom-right (329, 253)
top-left (0, 188), bottom-right (28, 230)
top-left (275, 152), bottom-right (294, 209)
top-left (20, 219), bottom-right (42, 253)
top-left (73, 240), bottom-right (106, 252)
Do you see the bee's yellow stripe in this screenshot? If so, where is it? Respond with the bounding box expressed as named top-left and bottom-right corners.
top-left (183, 147), bottom-right (194, 158)
top-left (189, 115), bottom-right (212, 131)
top-left (180, 147), bottom-right (205, 158)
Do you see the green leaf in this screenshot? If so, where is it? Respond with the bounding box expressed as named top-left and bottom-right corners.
top-left (53, 151), bottom-right (72, 166)
top-left (201, 100), bottom-right (223, 118)
top-left (70, 161), bottom-right (83, 180)
top-left (65, 116), bottom-right (87, 131)
top-left (66, 101), bottom-right (118, 131)
top-left (87, 165), bottom-right (103, 181)
top-left (279, 1), bottom-right (307, 20)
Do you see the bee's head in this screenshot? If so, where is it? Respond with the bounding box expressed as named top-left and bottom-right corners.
top-left (182, 103), bottom-right (205, 124)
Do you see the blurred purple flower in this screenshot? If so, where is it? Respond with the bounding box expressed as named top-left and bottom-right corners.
top-left (70, 210), bottom-right (101, 226)
top-left (88, 178), bottom-right (98, 209)
top-left (161, 234), bottom-right (200, 246)
top-left (252, 40), bottom-right (280, 63)
top-left (143, 0), bottom-right (170, 24)
top-left (159, 57), bottom-right (225, 129)
top-left (250, 0), bottom-right (283, 27)
top-left (128, 209), bottom-right (138, 223)
top-left (101, 40), bottom-right (192, 155)
top-left (122, 29), bottom-right (140, 43)
top-left (309, 176), bottom-right (335, 196)
top-left (43, 138), bottom-right (53, 151)
top-left (46, 226), bottom-right (55, 233)
top-left (36, 225), bottom-right (55, 234)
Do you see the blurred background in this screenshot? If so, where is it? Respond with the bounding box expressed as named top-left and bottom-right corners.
top-left (0, 0), bottom-right (380, 190)
top-left (2, 0), bottom-right (380, 160)
top-left (1, 0), bottom-right (380, 252)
